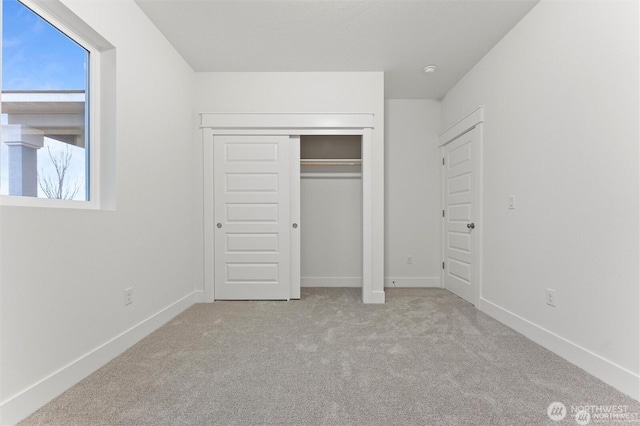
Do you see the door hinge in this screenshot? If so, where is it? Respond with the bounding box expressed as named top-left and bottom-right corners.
top-left (442, 158), bottom-right (445, 166)
top-left (442, 261), bottom-right (445, 270)
top-left (442, 210), bottom-right (445, 218)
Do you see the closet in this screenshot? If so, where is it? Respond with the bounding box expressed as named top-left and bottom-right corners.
top-left (300, 135), bottom-right (363, 288)
top-left (201, 112), bottom-right (381, 303)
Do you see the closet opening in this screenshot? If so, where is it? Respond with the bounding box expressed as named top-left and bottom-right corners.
top-left (299, 135), bottom-right (363, 289)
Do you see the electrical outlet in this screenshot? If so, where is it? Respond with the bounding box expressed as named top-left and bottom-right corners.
top-left (407, 255), bottom-right (413, 265)
top-left (546, 288), bottom-right (556, 307)
top-left (124, 287), bottom-right (133, 306)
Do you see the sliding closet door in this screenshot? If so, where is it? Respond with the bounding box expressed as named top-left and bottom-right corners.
top-left (214, 135), bottom-right (291, 300)
top-left (289, 136), bottom-right (301, 299)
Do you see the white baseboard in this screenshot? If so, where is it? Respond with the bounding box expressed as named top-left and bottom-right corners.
top-left (301, 277), bottom-right (362, 287)
top-left (301, 277), bottom-right (442, 289)
top-left (384, 277), bottom-right (441, 288)
top-left (479, 298), bottom-right (640, 401)
top-left (0, 291), bottom-right (199, 426)
top-left (193, 289), bottom-right (205, 303)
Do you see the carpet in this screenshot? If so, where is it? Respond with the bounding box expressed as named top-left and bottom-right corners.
top-left (20, 288), bottom-right (640, 425)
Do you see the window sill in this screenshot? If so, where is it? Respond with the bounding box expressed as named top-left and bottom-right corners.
top-left (0, 195), bottom-right (100, 210)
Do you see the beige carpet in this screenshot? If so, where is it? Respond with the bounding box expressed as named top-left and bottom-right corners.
top-left (20, 288), bottom-right (640, 425)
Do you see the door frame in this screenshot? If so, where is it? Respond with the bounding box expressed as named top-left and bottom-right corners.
top-left (439, 106), bottom-right (484, 307)
top-left (201, 113), bottom-right (381, 304)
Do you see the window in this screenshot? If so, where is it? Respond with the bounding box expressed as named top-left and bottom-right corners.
top-left (1, 0), bottom-right (90, 201)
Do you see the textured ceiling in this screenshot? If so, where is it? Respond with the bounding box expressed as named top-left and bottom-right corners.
top-left (135, 0), bottom-right (540, 99)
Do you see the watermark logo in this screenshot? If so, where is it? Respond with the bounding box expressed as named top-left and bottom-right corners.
top-left (575, 410), bottom-right (591, 425)
top-left (548, 402), bottom-right (640, 424)
top-left (548, 402), bottom-right (567, 422)
top-left (570, 404), bottom-right (639, 423)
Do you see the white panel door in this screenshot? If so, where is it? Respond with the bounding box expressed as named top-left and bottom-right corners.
top-left (214, 135), bottom-right (291, 300)
top-left (443, 126), bottom-right (478, 305)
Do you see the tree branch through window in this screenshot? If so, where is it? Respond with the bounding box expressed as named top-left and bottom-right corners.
top-left (38, 145), bottom-right (81, 200)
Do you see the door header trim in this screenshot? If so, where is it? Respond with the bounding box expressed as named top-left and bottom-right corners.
top-left (201, 113), bottom-right (375, 130)
top-left (439, 106), bottom-right (484, 146)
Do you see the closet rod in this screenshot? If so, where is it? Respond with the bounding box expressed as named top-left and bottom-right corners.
top-left (300, 159), bottom-right (362, 166)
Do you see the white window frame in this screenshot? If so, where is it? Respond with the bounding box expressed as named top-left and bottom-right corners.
top-left (0, 0), bottom-right (106, 209)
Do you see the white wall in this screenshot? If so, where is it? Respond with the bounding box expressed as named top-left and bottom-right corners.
top-left (0, 1), bottom-right (197, 423)
top-left (385, 100), bottom-right (441, 287)
top-left (441, 0), bottom-right (639, 399)
top-left (195, 72), bottom-right (385, 301)
top-left (301, 176), bottom-right (362, 286)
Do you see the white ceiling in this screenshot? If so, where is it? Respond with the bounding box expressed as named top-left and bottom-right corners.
top-left (135, 0), bottom-right (540, 99)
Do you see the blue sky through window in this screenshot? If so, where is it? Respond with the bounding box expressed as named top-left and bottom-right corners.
top-left (2, 0), bottom-right (89, 200)
top-left (2, 0), bottom-right (88, 90)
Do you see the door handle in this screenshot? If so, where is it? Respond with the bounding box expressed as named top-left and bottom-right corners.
top-left (467, 223), bottom-right (475, 230)
top-left (292, 223), bottom-right (298, 229)
top-left (217, 223), bottom-right (222, 229)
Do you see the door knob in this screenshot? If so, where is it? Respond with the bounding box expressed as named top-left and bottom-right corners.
top-left (292, 223), bottom-right (298, 229)
top-left (467, 223), bottom-right (475, 229)
top-left (217, 223), bottom-right (222, 229)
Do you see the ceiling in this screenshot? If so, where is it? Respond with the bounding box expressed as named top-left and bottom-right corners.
top-left (135, 0), bottom-right (540, 99)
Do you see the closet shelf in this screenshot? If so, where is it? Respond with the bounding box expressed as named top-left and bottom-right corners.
top-left (301, 172), bottom-right (362, 179)
top-left (300, 159), bottom-right (362, 166)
